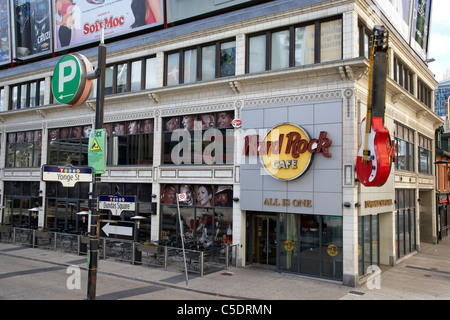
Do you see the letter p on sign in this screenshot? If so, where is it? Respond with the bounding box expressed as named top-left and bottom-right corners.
top-left (52, 53), bottom-right (93, 108)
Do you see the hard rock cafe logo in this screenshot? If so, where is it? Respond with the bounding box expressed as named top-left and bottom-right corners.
top-left (243, 123), bottom-right (332, 181)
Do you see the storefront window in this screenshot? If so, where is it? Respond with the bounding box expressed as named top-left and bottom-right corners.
top-left (358, 215), bottom-right (379, 276)
top-left (395, 189), bottom-right (416, 258)
top-left (2, 181), bottom-right (41, 228)
top-left (6, 130), bottom-right (42, 168)
top-left (47, 126), bottom-right (90, 166)
top-left (160, 184), bottom-right (233, 248)
top-left (278, 213), bottom-right (342, 280)
top-left (161, 111), bottom-right (234, 165)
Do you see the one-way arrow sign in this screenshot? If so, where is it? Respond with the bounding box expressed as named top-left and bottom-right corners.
top-left (99, 221), bottom-right (134, 240)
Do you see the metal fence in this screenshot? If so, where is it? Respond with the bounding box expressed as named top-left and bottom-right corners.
top-left (0, 226), bottom-right (238, 277)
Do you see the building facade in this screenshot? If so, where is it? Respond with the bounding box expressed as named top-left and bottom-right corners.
top-left (0, 0), bottom-right (440, 286)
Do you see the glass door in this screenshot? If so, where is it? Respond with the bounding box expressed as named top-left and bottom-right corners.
top-left (251, 215), bottom-right (277, 266)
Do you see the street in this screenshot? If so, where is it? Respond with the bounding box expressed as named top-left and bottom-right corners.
top-left (0, 247), bottom-right (230, 300)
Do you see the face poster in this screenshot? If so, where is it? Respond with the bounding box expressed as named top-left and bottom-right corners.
top-left (54, 0), bottom-right (163, 50)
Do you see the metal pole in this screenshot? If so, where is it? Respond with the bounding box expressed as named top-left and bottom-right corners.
top-left (176, 194), bottom-right (189, 286)
top-left (87, 30), bottom-right (106, 301)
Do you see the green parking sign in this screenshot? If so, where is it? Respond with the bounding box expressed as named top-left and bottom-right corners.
top-left (52, 53), bottom-right (93, 108)
top-left (88, 129), bottom-right (106, 174)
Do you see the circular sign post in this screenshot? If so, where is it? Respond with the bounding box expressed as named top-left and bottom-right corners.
top-left (52, 53), bottom-right (93, 108)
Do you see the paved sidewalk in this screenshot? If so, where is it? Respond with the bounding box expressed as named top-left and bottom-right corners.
top-left (1, 237), bottom-right (450, 300)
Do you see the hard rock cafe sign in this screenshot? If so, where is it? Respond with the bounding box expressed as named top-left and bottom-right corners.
top-left (243, 123), bottom-right (332, 181)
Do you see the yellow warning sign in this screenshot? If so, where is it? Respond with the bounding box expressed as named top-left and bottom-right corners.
top-left (90, 139), bottom-right (101, 151)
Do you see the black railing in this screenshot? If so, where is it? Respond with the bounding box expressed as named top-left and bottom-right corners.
top-left (0, 226), bottom-right (238, 276)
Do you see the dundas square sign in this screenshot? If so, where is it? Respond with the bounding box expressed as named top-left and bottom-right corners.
top-left (243, 123), bottom-right (332, 181)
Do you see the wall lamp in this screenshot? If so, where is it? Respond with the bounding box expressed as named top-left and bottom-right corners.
top-left (151, 194), bottom-right (157, 199)
top-left (233, 197), bottom-right (239, 202)
top-left (343, 202), bottom-right (351, 208)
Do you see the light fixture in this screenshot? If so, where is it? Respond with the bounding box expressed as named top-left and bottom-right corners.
top-left (233, 197), bottom-right (239, 202)
top-left (343, 202), bottom-right (351, 208)
top-left (76, 210), bottom-right (91, 223)
top-left (131, 215), bottom-right (146, 228)
top-left (151, 194), bottom-right (157, 198)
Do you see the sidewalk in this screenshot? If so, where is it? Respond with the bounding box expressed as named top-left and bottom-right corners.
top-left (1, 238), bottom-right (450, 300)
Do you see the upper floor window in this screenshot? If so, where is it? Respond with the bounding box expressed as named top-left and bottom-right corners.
top-left (393, 57), bottom-right (414, 95)
top-left (247, 17), bottom-right (342, 73)
top-left (395, 122), bottom-right (414, 172)
top-left (165, 39), bottom-right (236, 86)
top-left (9, 79), bottom-right (45, 110)
top-left (0, 87), bottom-right (4, 112)
top-left (417, 78), bottom-right (432, 109)
top-left (358, 22), bottom-right (371, 58)
top-left (418, 134), bottom-right (432, 175)
top-left (103, 56), bottom-right (157, 96)
top-left (6, 130), bottom-right (42, 168)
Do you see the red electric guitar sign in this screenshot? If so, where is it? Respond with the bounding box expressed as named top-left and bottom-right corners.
top-left (356, 26), bottom-right (395, 187)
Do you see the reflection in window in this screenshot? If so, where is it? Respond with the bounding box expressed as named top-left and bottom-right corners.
top-left (202, 45), bottom-right (216, 81)
top-left (295, 25), bottom-right (315, 66)
top-left (271, 30), bottom-right (290, 70)
top-left (320, 19), bottom-right (342, 62)
top-left (220, 41), bottom-right (236, 77)
top-left (248, 34), bottom-right (266, 73)
top-left (184, 49), bottom-right (197, 84)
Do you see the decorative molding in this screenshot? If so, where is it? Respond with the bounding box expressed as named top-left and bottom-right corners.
top-left (35, 109), bottom-right (47, 118)
top-left (229, 81), bottom-right (242, 94)
top-left (392, 93), bottom-right (405, 104)
top-left (244, 90), bottom-right (342, 107)
top-left (160, 102), bottom-right (234, 117)
top-left (148, 93), bottom-right (160, 104)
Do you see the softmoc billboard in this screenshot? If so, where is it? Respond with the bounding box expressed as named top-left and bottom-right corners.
top-left (53, 0), bottom-right (163, 51)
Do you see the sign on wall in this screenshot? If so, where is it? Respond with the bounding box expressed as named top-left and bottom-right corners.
top-left (53, 0), bottom-right (163, 51)
top-left (41, 164), bottom-right (93, 187)
top-left (13, 0), bottom-right (52, 59)
top-left (243, 123), bottom-right (332, 181)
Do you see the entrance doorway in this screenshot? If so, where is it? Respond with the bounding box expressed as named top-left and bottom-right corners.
top-left (248, 214), bottom-right (277, 266)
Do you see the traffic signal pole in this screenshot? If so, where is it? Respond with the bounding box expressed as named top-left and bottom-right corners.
top-left (87, 31), bottom-right (106, 301)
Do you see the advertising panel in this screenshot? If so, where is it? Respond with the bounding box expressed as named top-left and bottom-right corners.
top-left (0, 0), bottom-right (11, 64)
top-left (410, 0), bottom-right (432, 56)
top-left (13, 0), bottom-right (52, 59)
top-left (371, 0), bottom-right (432, 60)
top-left (167, 0), bottom-right (262, 23)
top-left (54, 0), bottom-right (163, 51)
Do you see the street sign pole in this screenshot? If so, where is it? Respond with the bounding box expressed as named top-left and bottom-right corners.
top-left (87, 30), bottom-right (106, 301)
top-left (176, 193), bottom-right (189, 287)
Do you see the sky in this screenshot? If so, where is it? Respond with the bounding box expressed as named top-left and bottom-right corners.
top-left (428, 0), bottom-right (450, 82)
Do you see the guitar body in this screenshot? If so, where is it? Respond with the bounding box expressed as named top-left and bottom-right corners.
top-left (356, 117), bottom-right (392, 187)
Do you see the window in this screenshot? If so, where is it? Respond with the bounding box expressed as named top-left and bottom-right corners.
top-left (101, 56), bottom-right (157, 95)
top-left (9, 79), bottom-right (45, 110)
top-left (394, 56), bottom-right (414, 95)
top-left (395, 122), bottom-right (414, 172)
top-left (161, 111), bottom-right (234, 165)
top-left (0, 87), bottom-right (4, 112)
top-left (395, 189), bottom-right (417, 258)
top-left (47, 126), bottom-right (90, 166)
top-left (165, 40), bottom-right (236, 85)
top-left (418, 134), bottom-right (432, 175)
top-left (160, 184), bottom-right (233, 247)
top-left (418, 78), bottom-right (432, 108)
top-left (6, 130), bottom-right (42, 168)
top-left (104, 119), bottom-right (154, 166)
top-left (2, 181), bottom-right (41, 228)
top-left (247, 17), bottom-right (342, 73)
top-left (358, 215), bottom-right (379, 276)
top-left (358, 22), bottom-right (371, 58)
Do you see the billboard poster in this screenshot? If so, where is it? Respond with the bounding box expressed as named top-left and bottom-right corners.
top-left (0, 0), bottom-right (11, 64)
top-left (167, 0), bottom-right (261, 23)
top-left (54, 0), bottom-right (163, 51)
top-left (410, 0), bottom-right (431, 54)
top-left (13, 0), bottom-right (51, 58)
